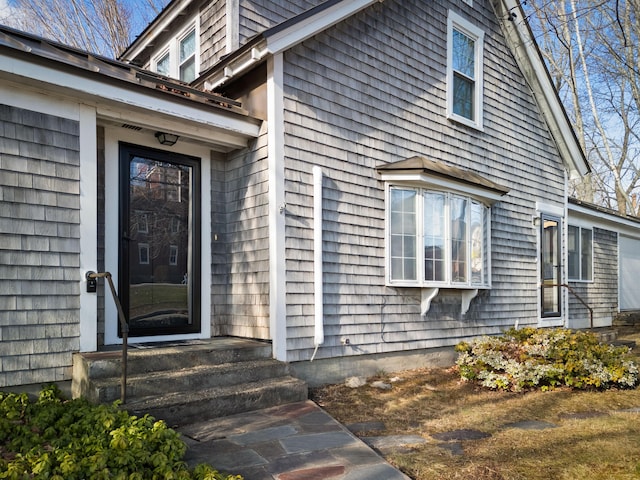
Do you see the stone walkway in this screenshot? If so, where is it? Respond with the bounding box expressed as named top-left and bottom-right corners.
top-left (178, 400), bottom-right (640, 479)
top-left (178, 401), bottom-right (410, 480)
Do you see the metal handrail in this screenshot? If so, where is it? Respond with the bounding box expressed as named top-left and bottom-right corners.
top-left (542, 282), bottom-right (594, 330)
top-left (87, 271), bottom-right (129, 404)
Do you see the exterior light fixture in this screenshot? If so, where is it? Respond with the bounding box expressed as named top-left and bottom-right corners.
top-left (155, 132), bottom-right (179, 146)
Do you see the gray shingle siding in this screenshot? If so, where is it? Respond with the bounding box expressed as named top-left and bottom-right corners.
top-left (568, 227), bottom-right (618, 328)
top-left (239, 0), bottom-right (325, 44)
top-left (0, 105), bottom-right (80, 387)
top-left (211, 130), bottom-right (271, 339)
top-left (280, 0), bottom-right (566, 361)
top-left (201, 0), bottom-right (228, 71)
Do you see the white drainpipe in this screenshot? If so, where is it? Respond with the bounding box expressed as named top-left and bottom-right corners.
top-left (311, 166), bottom-right (324, 361)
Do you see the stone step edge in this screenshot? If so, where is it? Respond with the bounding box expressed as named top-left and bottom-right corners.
top-left (123, 376), bottom-right (308, 422)
top-left (89, 358), bottom-right (289, 387)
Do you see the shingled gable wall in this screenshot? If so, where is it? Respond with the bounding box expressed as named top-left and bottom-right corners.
top-left (0, 104), bottom-right (81, 386)
top-left (274, 0), bottom-right (567, 363)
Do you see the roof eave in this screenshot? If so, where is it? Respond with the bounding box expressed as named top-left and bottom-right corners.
top-left (0, 44), bottom-right (261, 150)
top-left (119, 0), bottom-right (193, 62)
top-left (491, 0), bottom-right (590, 179)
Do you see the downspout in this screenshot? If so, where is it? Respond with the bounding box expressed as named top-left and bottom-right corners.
top-left (311, 166), bottom-right (324, 361)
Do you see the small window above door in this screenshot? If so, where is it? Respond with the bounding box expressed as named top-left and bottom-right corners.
top-left (151, 20), bottom-right (199, 83)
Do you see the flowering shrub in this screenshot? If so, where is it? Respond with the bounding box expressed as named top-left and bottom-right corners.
top-left (0, 385), bottom-right (242, 480)
top-left (455, 327), bottom-right (639, 391)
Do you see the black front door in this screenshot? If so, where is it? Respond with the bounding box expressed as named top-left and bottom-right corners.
top-left (119, 143), bottom-right (201, 337)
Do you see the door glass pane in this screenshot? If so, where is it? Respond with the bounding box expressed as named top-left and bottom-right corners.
top-left (541, 217), bottom-right (560, 316)
top-left (124, 151), bottom-right (199, 336)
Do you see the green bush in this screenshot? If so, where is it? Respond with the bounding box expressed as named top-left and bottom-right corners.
top-left (0, 385), bottom-right (242, 480)
top-left (455, 327), bottom-right (639, 391)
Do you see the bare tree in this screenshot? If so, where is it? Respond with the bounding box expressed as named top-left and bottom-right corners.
top-left (525, 0), bottom-right (640, 216)
top-left (1, 0), bottom-right (169, 59)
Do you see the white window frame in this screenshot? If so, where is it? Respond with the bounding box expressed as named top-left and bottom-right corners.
top-left (385, 184), bottom-right (491, 289)
top-left (567, 225), bottom-right (593, 282)
top-left (151, 19), bottom-right (200, 83)
top-left (446, 10), bottom-right (484, 130)
top-left (169, 245), bottom-right (178, 266)
top-left (138, 243), bottom-right (150, 265)
top-left (136, 211), bottom-right (148, 234)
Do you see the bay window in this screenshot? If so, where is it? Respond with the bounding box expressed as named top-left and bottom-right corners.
top-left (388, 186), bottom-right (490, 288)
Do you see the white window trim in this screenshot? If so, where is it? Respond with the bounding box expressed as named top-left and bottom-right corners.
top-left (151, 18), bottom-right (200, 82)
top-left (446, 10), bottom-right (484, 130)
top-left (568, 225), bottom-right (594, 283)
top-left (169, 245), bottom-right (179, 266)
top-left (138, 243), bottom-right (150, 265)
top-left (385, 183), bottom-right (492, 290)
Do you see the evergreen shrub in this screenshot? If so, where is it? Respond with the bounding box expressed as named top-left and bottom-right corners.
top-left (0, 385), bottom-right (242, 480)
top-left (455, 327), bottom-right (639, 391)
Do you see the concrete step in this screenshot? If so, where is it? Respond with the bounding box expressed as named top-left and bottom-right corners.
top-left (72, 338), bottom-right (308, 421)
top-left (73, 338), bottom-right (272, 383)
top-left (124, 376), bottom-right (309, 427)
top-left (86, 358), bottom-right (290, 403)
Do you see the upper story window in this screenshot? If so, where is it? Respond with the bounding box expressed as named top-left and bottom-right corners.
top-left (568, 225), bottom-right (593, 281)
top-left (152, 21), bottom-right (199, 83)
top-left (447, 11), bottom-right (484, 129)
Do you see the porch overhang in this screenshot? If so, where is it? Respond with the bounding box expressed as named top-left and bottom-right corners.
top-left (0, 26), bottom-right (262, 151)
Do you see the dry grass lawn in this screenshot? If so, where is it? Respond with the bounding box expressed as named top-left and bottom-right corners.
top-left (310, 329), bottom-right (640, 480)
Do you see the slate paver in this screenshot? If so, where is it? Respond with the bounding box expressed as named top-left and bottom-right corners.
top-left (280, 431), bottom-right (356, 454)
top-left (265, 450), bottom-right (337, 474)
top-left (277, 465), bottom-right (345, 480)
top-left (431, 429), bottom-right (492, 441)
top-left (347, 462), bottom-right (411, 480)
top-left (229, 425), bottom-right (298, 446)
top-left (503, 420), bottom-right (558, 430)
top-left (362, 434), bottom-right (427, 451)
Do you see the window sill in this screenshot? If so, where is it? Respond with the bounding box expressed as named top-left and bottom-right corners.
top-left (447, 113), bottom-right (484, 132)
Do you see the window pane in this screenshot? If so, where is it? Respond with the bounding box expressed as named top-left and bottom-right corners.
top-left (180, 30), bottom-right (196, 62)
top-left (568, 225), bottom-right (579, 279)
top-left (390, 188), bottom-right (417, 281)
top-left (453, 29), bottom-right (475, 78)
top-left (451, 196), bottom-right (467, 283)
top-left (424, 192), bottom-right (445, 282)
top-left (452, 28), bottom-right (476, 121)
top-left (180, 57), bottom-right (196, 83)
top-left (581, 228), bottom-right (593, 281)
top-left (453, 73), bottom-right (474, 119)
top-left (156, 53), bottom-right (170, 76)
top-left (470, 201), bottom-right (485, 285)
